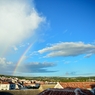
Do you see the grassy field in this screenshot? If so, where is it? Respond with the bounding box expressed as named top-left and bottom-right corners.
top-left (40, 84), bottom-right (55, 91)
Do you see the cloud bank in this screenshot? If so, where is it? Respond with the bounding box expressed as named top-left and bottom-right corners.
top-left (0, 58), bottom-right (56, 75)
top-left (0, 57), bottom-right (14, 74)
top-left (16, 62), bottom-right (56, 73)
top-left (0, 0), bottom-right (45, 49)
top-left (38, 42), bottom-right (95, 57)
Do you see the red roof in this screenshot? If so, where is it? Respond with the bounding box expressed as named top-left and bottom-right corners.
top-left (38, 88), bottom-right (93, 95)
top-left (60, 82), bottom-right (95, 89)
top-left (0, 82), bottom-right (9, 84)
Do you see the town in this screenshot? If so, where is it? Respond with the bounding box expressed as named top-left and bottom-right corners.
top-left (0, 75), bottom-right (57, 90)
top-left (0, 75), bottom-right (95, 95)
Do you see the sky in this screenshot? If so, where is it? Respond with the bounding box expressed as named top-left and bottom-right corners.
top-left (0, 0), bottom-right (95, 77)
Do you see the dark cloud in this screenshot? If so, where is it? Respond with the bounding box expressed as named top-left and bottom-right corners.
top-left (65, 71), bottom-right (77, 76)
top-left (17, 62), bottom-right (57, 73)
top-left (0, 57), bottom-right (57, 75)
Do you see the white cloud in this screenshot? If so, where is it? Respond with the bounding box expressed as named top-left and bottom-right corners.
top-left (38, 42), bottom-right (95, 57)
top-left (0, 57), bottom-right (6, 64)
top-left (62, 60), bottom-right (71, 64)
top-left (84, 53), bottom-right (93, 58)
top-left (0, 0), bottom-right (45, 49)
top-left (65, 71), bottom-right (77, 76)
top-left (12, 46), bottom-right (18, 51)
top-left (0, 57), bottom-right (14, 75)
top-left (0, 57), bottom-right (13, 69)
top-left (30, 51), bottom-right (38, 56)
top-left (19, 44), bottom-right (25, 47)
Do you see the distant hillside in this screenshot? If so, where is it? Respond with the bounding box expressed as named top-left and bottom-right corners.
top-left (1, 74), bottom-right (95, 82)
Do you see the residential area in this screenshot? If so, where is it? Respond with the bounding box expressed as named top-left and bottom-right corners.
top-left (0, 76), bottom-right (56, 90)
top-left (0, 76), bottom-right (41, 90)
top-left (0, 76), bottom-right (95, 95)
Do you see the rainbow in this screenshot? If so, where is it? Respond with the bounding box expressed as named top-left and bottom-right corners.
top-left (13, 42), bottom-right (34, 75)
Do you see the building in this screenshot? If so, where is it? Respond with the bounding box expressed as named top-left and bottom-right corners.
top-left (38, 88), bottom-right (94, 95)
top-left (54, 82), bottom-right (95, 90)
top-left (0, 82), bottom-right (10, 90)
top-left (24, 83), bottom-right (40, 89)
top-left (54, 82), bottom-right (63, 89)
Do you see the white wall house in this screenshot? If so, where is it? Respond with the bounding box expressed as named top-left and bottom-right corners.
top-left (54, 82), bottom-right (63, 89)
top-left (0, 82), bottom-right (10, 90)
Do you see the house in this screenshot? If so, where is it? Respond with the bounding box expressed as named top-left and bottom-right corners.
top-left (24, 83), bottom-right (40, 89)
top-left (0, 81), bottom-right (19, 90)
top-left (0, 82), bottom-right (10, 90)
top-left (54, 82), bottom-right (95, 90)
top-left (54, 82), bottom-right (63, 89)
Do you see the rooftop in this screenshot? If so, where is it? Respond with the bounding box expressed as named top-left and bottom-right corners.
top-left (38, 88), bottom-right (94, 95)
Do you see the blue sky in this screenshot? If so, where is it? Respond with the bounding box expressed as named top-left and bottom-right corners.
top-left (0, 0), bottom-right (95, 77)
